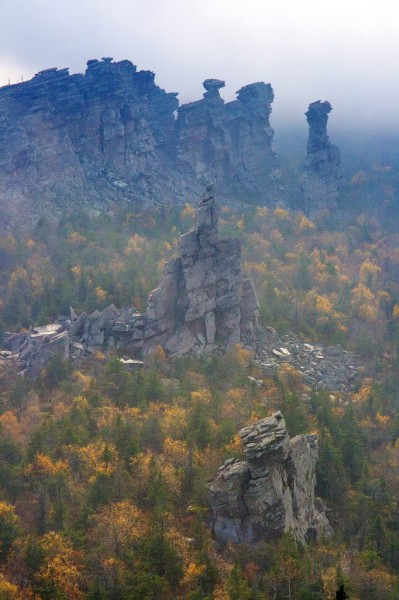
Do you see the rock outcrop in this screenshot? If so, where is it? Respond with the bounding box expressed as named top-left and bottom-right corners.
top-left (1, 186), bottom-right (358, 384)
top-left (209, 411), bottom-right (331, 546)
top-left (0, 58), bottom-right (279, 230)
top-left (1, 325), bottom-right (69, 378)
top-left (177, 80), bottom-right (279, 203)
top-left (0, 186), bottom-right (360, 385)
top-left (301, 101), bottom-right (342, 217)
top-left (1, 187), bottom-right (260, 375)
top-left (138, 185), bottom-right (260, 356)
top-left (0, 186), bottom-right (359, 384)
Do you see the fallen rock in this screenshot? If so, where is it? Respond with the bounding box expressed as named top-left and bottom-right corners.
top-left (257, 327), bottom-right (358, 391)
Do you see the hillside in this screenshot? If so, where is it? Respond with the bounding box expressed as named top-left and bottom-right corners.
top-left (1, 190), bottom-right (399, 596)
top-left (1, 54), bottom-right (399, 600)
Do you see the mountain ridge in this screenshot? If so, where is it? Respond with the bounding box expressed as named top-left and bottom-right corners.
top-left (0, 57), bottom-right (281, 229)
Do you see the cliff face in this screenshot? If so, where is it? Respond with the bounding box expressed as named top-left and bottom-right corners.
top-left (209, 411), bottom-right (331, 546)
top-left (177, 79), bottom-right (279, 202)
top-left (0, 58), bottom-right (279, 229)
top-left (301, 101), bottom-right (342, 217)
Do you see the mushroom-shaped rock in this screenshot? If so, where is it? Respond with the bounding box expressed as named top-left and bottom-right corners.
top-left (305, 100), bottom-right (333, 151)
top-left (203, 78), bottom-right (225, 93)
top-left (301, 100), bottom-right (342, 217)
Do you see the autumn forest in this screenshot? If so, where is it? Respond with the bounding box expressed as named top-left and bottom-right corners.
top-left (1, 179), bottom-right (399, 600)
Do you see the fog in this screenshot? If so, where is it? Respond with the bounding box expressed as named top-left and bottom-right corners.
top-left (1, 0), bottom-right (398, 132)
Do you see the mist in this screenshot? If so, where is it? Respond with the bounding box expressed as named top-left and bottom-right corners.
top-left (1, 0), bottom-right (398, 132)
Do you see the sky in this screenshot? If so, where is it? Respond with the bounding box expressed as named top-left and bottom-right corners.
top-left (0, 0), bottom-right (398, 133)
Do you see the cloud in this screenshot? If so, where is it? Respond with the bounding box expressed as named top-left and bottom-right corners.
top-left (0, 0), bottom-right (398, 131)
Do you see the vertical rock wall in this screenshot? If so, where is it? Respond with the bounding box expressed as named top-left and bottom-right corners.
top-left (176, 80), bottom-right (280, 202)
top-left (0, 59), bottom-right (280, 229)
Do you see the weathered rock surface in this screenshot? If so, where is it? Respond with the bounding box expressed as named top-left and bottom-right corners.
top-left (1, 187), bottom-right (260, 375)
top-left (177, 81), bottom-right (279, 203)
top-left (2, 325), bottom-right (70, 378)
top-left (301, 101), bottom-right (342, 217)
top-left (209, 411), bottom-right (332, 545)
top-left (0, 188), bottom-right (359, 384)
top-left (0, 58), bottom-right (279, 230)
top-left (101, 185), bottom-right (259, 357)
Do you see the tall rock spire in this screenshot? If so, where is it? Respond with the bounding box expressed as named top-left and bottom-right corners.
top-left (134, 186), bottom-right (259, 357)
top-left (301, 100), bottom-right (342, 217)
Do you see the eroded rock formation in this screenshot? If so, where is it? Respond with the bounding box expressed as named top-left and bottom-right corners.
top-left (110, 185), bottom-right (260, 357)
top-left (301, 101), bottom-right (342, 217)
top-left (1, 186), bottom-right (359, 383)
top-left (1, 187), bottom-right (260, 375)
top-left (209, 411), bottom-right (331, 546)
top-left (177, 80), bottom-right (279, 202)
top-left (0, 58), bottom-right (279, 230)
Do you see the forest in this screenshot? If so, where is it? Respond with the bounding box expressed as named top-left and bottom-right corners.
top-left (2, 187), bottom-right (399, 598)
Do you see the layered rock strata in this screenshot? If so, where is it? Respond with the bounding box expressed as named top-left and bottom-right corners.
top-left (301, 101), bottom-right (342, 217)
top-left (209, 411), bottom-right (331, 546)
top-left (0, 58), bottom-right (279, 230)
top-left (1, 187), bottom-right (260, 375)
top-left (176, 80), bottom-right (279, 202)
top-left (140, 185), bottom-right (260, 356)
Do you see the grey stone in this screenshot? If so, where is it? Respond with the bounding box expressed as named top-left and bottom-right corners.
top-left (132, 188), bottom-right (259, 357)
top-left (69, 311), bottom-right (88, 337)
top-left (1, 332), bottom-right (27, 351)
top-left (0, 59), bottom-right (280, 231)
top-left (205, 311), bottom-right (216, 344)
top-left (209, 412), bottom-right (332, 545)
top-left (301, 101), bottom-right (342, 217)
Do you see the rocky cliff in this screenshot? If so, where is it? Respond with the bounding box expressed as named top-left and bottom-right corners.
top-left (0, 188), bottom-right (359, 383)
top-left (1, 187), bottom-right (260, 375)
top-left (209, 411), bottom-right (331, 546)
top-left (177, 79), bottom-right (279, 202)
top-left (0, 58), bottom-right (279, 230)
top-left (301, 101), bottom-right (342, 217)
